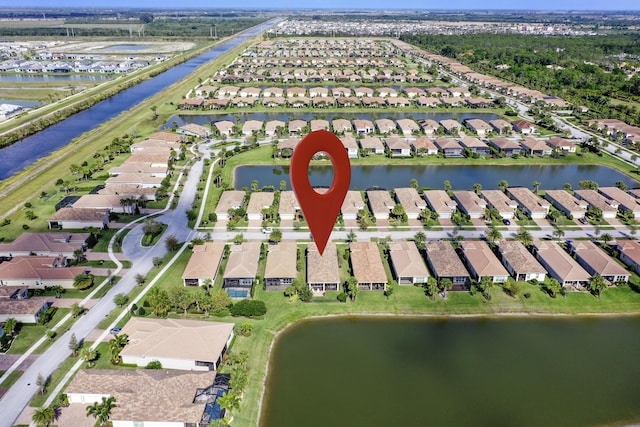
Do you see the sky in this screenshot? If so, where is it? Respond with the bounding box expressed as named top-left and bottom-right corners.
top-left (1, 0), bottom-right (639, 10)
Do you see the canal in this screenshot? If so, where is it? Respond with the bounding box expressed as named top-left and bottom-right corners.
top-left (234, 164), bottom-right (638, 191)
top-left (261, 316), bottom-right (640, 427)
top-left (0, 19), bottom-right (279, 181)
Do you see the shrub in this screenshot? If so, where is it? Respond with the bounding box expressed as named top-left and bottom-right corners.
top-left (337, 293), bottom-right (348, 303)
top-left (137, 307), bottom-right (146, 316)
top-left (22, 224), bottom-right (30, 230)
top-left (523, 292), bottom-right (531, 299)
top-left (145, 360), bottom-right (162, 369)
top-left (229, 300), bottom-right (267, 317)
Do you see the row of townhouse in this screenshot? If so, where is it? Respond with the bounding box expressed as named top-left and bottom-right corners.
top-left (0, 58), bottom-right (152, 74)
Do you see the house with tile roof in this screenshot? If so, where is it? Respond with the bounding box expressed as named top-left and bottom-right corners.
top-left (264, 241), bottom-right (298, 290)
top-left (349, 242), bottom-right (387, 291)
top-left (223, 241), bottom-right (261, 298)
top-left (307, 242), bottom-right (340, 293)
top-left (388, 241), bottom-right (429, 285)
top-left (182, 242), bottom-right (225, 287)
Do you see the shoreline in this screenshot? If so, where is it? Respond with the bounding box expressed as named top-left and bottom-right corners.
top-left (255, 309), bottom-right (640, 425)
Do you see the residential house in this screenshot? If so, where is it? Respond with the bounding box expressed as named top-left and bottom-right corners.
top-left (568, 241), bottom-right (629, 284)
top-left (307, 242), bottom-right (340, 293)
top-left (574, 190), bottom-right (619, 219)
top-left (366, 190), bottom-right (395, 220)
top-left (439, 119), bottom-right (462, 134)
top-left (598, 187), bottom-right (640, 219)
top-left (388, 241), bottom-right (429, 285)
top-left (507, 187), bottom-right (550, 219)
top-left (0, 299), bottom-right (53, 323)
top-left (546, 136), bottom-right (577, 153)
top-left (532, 240), bottom-right (591, 287)
top-left (461, 240), bottom-right (510, 283)
top-left (511, 119), bottom-right (537, 134)
top-left (497, 240), bottom-right (547, 282)
top-left (423, 190), bottom-right (458, 219)
top-left (332, 118), bottom-right (353, 134)
top-left (178, 124), bottom-right (210, 139)
top-left (544, 190), bottom-right (588, 219)
top-left (458, 136), bottom-right (490, 156)
top-left (350, 242), bottom-right (387, 291)
top-left (288, 119), bottom-right (307, 135)
top-left (481, 190), bottom-right (517, 219)
top-left (464, 119), bottom-right (493, 137)
top-left (213, 120), bottom-right (235, 137)
top-left (0, 233), bottom-right (88, 258)
top-left (520, 137), bottom-right (552, 156)
top-left (424, 241), bottom-right (470, 290)
top-left (182, 242), bottom-right (225, 287)
top-left (396, 119), bottom-right (420, 136)
top-left (489, 119), bottom-right (513, 134)
top-left (359, 136), bottom-right (385, 155)
top-left (340, 136), bottom-right (360, 159)
top-left (453, 191), bottom-right (487, 219)
top-left (394, 187), bottom-right (426, 220)
top-left (375, 119), bottom-right (397, 134)
top-left (276, 137), bottom-right (300, 156)
top-left (310, 119), bottom-right (330, 132)
top-left (264, 241), bottom-right (298, 290)
top-left (242, 120), bottom-right (263, 137)
top-left (72, 194), bottom-right (133, 214)
top-left (353, 119), bottom-right (374, 134)
top-left (341, 191), bottom-right (365, 220)
top-left (385, 137), bottom-right (411, 157)
top-left (214, 191), bottom-right (245, 221)
top-left (615, 240), bottom-right (640, 274)
top-left (0, 256), bottom-right (86, 289)
top-left (434, 137), bottom-right (464, 158)
top-left (265, 120), bottom-right (285, 137)
top-left (411, 137), bottom-right (438, 156)
top-left (223, 241), bottom-right (261, 298)
top-left (419, 119), bottom-right (440, 135)
top-left (65, 369), bottom-right (219, 426)
top-left (119, 317), bottom-right (234, 371)
top-left (246, 192), bottom-right (275, 221)
top-left (48, 208), bottom-right (109, 230)
top-left (488, 137), bottom-right (522, 157)
top-left (278, 191), bottom-right (299, 221)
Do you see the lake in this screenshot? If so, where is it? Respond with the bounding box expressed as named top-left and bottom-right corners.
top-left (166, 111), bottom-right (499, 127)
top-left (234, 164), bottom-right (638, 191)
top-left (261, 316), bottom-right (640, 427)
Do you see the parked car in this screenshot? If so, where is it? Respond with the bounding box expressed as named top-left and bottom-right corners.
top-left (262, 227), bottom-right (273, 234)
top-left (109, 327), bottom-right (122, 335)
top-left (503, 219), bottom-right (511, 226)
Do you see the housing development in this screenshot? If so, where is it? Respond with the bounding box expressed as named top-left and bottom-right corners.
top-left (1, 8), bottom-right (640, 427)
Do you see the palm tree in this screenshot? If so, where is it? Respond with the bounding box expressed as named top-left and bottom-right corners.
top-left (438, 278), bottom-right (453, 298)
top-left (345, 277), bottom-right (359, 301)
top-left (80, 347), bottom-right (98, 368)
top-left (532, 181), bottom-right (541, 194)
top-left (86, 396), bottom-right (117, 427)
top-left (600, 233), bottom-right (613, 247)
top-left (217, 391), bottom-right (241, 420)
top-left (413, 231), bottom-right (426, 249)
top-left (32, 406), bottom-right (55, 427)
top-left (498, 180), bottom-right (509, 192)
top-left (515, 229), bottom-right (533, 247)
top-left (589, 274), bottom-right (607, 299)
top-left (552, 228), bottom-right (565, 241)
top-left (473, 183), bottom-right (482, 195)
top-left (486, 227), bottom-right (502, 244)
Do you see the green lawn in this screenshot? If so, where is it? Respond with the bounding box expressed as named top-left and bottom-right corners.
top-left (29, 355), bottom-right (77, 408)
top-left (8, 308), bottom-right (71, 355)
top-left (0, 370), bottom-right (23, 388)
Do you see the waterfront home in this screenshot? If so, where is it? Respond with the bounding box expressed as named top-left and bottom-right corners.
top-left (481, 190), bottom-right (518, 219)
top-left (411, 137), bottom-right (438, 156)
top-left (0, 298), bottom-right (53, 323)
top-left (394, 187), bottom-right (426, 220)
top-left (489, 119), bottom-right (513, 134)
top-left (385, 137), bottom-right (411, 157)
top-left (65, 369), bottom-right (217, 426)
top-left (375, 118), bottom-right (397, 134)
top-left (573, 189), bottom-right (619, 219)
top-left (223, 241), bottom-right (261, 298)
top-left (288, 119), bottom-right (307, 135)
top-left (178, 123), bottom-right (210, 139)
top-left (544, 190), bottom-right (588, 219)
top-left (423, 190), bottom-right (458, 219)
top-left (213, 120), bottom-right (235, 137)
top-left (453, 191), bottom-right (487, 219)
top-left (568, 241), bottom-right (629, 284)
top-left (287, 87), bottom-right (306, 97)
top-left (262, 87), bottom-right (284, 98)
top-left (615, 240), bottom-right (640, 274)
top-left (434, 137), bottom-right (464, 158)
top-left (511, 119), bottom-right (537, 134)
top-left (147, 131), bottom-right (183, 143)
top-left (531, 240), bottom-right (591, 287)
top-left (217, 85), bottom-right (239, 98)
top-left (178, 98), bottom-right (204, 110)
top-left (464, 119), bottom-right (493, 137)
top-left (341, 191), bottom-right (365, 221)
top-left (182, 242), bottom-right (225, 287)
top-left (507, 187), bottom-right (550, 219)
top-left (265, 120), bottom-right (285, 137)
top-left (366, 190), bottom-right (395, 220)
top-left (439, 119), bottom-right (462, 134)
top-left (519, 137), bottom-right (552, 156)
top-left (425, 241), bottom-right (470, 290)
top-left (264, 241), bottom-right (298, 291)
top-left (350, 242), bottom-right (387, 291)
top-left (353, 119), bottom-right (374, 134)
top-left (488, 137), bottom-right (522, 157)
top-left (307, 242), bottom-right (340, 293)
top-left (461, 240), bottom-right (510, 283)
top-left (418, 119), bottom-right (440, 135)
top-left (0, 233), bottom-right (88, 258)
top-left (119, 317), bottom-right (234, 371)
top-left (242, 120), bottom-right (263, 136)
top-left (310, 119), bottom-right (330, 132)
top-left (340, 136), bottom-right (360, 158)
top-left (396, 119), bottom-right (420, 136)
top-left (195, 85), bottom-right (217, 98)
top-left (246, 192), bottom-right (275, 221)
top-left (458, 136), bottom-right (491, 156)
top-left (332, 118), bottom-right (353, 134)
top-left (388, 241), bottom-right (430, 285)
top-left (214, 191), bottom-right (245, 221)
top-left (448, 87), bottom-right (471, 97)
top-left (497, 240), bottom-right (547, 282)
top-left (417, 96), bottom-right (442, 107)
top-left (404, 87), bottom-right (426, 98)
top-left (546, 136), bottom-right (577, 153)
top-left (48, 208), bottom-right (109, 230)
top-left (598, 187), bottom-right (640, 219)
top-left (278, 191), bottom-right (299, 221)
top-left (359, 135), bottom-right (385, 154)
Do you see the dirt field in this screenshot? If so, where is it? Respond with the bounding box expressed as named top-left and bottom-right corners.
top-left (51, 40), bottom-right (196, 54)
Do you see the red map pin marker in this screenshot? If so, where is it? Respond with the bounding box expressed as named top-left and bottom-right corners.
top-left (290, 130), bottom-right (351, 256)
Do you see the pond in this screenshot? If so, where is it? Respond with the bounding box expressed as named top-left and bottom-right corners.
top-left (166, 111), bottom-right (499, 127)
top-left (260, 316), bottom-right (640, 427)
top-left (234, 164), bottom-right (638, 191)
